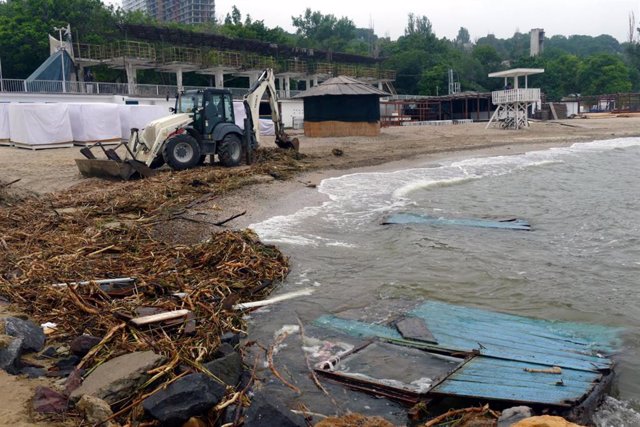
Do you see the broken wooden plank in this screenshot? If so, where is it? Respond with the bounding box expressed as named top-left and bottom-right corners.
top-left (130, 309), bottom-right (190, 327)
top-left (233, 288), bottom-right (314, 310)
top-left (396, 317), bottom-right (438, 344)
top-left (52, 277), bottom-right (135, 288)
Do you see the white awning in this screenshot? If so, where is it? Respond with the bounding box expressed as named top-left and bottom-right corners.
top-left (488, 68), bottom-right (545, 78)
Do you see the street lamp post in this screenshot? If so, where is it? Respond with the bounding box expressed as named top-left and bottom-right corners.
top-left (53, 26), bottom-right (67, 93)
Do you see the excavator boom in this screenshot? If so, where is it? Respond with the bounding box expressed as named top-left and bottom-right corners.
top-left (243, 69), bottom-right (299, 151)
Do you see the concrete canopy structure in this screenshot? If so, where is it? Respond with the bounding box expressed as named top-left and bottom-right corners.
top-left (486, 68), bottom-right (544, 130)
top-left (294, 76), bottom-right (389, 137)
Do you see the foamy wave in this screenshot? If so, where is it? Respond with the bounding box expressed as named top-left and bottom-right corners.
top-left (571, 137), bottom-right (640, 152)
top-left (593, 396), bottom-right (640, 427)
top-left (393, 176), bottom-right (479, 199)
top-left (250, 137), bottom-right (640, 245)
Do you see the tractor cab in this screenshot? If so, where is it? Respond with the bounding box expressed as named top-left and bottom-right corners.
top-left (176, 89), bottom-right (235, 137)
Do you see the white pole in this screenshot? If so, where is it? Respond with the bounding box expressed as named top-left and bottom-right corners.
top-left (0, 57), bottom-right (4, 92)
top-left (54, 26), bottom-right (67, 93)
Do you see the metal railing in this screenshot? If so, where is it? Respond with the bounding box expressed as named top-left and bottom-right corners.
top-left (492, 88), bottom-right (541, 105)
top-left (0, 78), bottom-right (302, 99)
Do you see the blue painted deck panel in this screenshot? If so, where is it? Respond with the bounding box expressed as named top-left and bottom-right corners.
top-left (430, 357), bottom-right (600, 405)
top-left (384, 213), bottom-right (532, 230)
top-left (313, 300), bottom-right (621, 407)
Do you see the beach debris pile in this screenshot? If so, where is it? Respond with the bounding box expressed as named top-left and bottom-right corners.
top-left (0, 148), bottom-right (305, 425)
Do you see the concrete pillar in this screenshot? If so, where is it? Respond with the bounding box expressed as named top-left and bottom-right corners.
top-left (215, 70), bottom-right (224, 88)
top-left (125, 62), bottom-right (138, 95)
top-left (284, 76), bottom-right (291, 98)
top-left (279, 77), bottom-right (284, 93)
top-left (77, 64), bottom-right (86, 93)
top-left (313, 76), bottom-right (318, 86)
top-left (378, 81), bottom-right (383, 90)
top-left (306, 79), bottom-right (312, 90)
top-left (176, 68), bottom-right (184, 92)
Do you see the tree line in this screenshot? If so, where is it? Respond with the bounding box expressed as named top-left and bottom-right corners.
top-left (1, 0), bottom-right (639, 99)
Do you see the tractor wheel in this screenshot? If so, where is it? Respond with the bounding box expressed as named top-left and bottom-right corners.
top-left (163, 134), bottom-right (201, 171)
top-left (218, 133), bottom-right (242, 167)
top-left (149, 154), bottom-right (165, 169)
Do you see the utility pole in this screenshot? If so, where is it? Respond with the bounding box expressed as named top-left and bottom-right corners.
top-left (0, 57), bottom-right (4, 93)
top-left (53, 26), bottom-right (67, 93)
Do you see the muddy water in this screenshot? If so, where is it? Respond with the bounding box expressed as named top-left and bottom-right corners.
top-left (248, 138), bottom-right (640, 425)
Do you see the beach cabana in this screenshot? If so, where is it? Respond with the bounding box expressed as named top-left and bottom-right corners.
top-left (294, 76), bottom-right (389, 137)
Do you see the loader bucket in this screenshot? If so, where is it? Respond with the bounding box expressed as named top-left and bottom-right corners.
top-left (75, 159), bottom-right (157, 181)
top-left (275, 135), bottom-right (300, 151)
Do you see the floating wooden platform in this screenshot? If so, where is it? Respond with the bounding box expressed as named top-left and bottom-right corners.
top-left (313, 300), bottom-right (621, 423)
top-left (383, 212), bottom-right (532, 231)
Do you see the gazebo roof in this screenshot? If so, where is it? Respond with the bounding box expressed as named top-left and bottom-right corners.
top-left (293, 76), bottom-right (390, 98)
top-left (488, 68), bottom-right (545, 78)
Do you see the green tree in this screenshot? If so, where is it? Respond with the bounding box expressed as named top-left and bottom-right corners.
top-left (544, 54), bottom-right (581, 99)
top-left (454, 27), bottom-right (471, 48)
top-left (291, 8), bottom-right (356, 51)
top-left (0, 0), bottom-right (119, 78)
top-left (579, 53), bottom-right (632, 95)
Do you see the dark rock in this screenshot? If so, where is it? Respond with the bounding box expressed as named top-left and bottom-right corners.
top-left (142, 373), bottom-right (226, 427)
top-left (32, 386), bottom-right (68, 414)
top-left (20, 366), bottom-right (46, 378)
top-left (65, 368), bottom-right (84, 396)
top-left (0, 335), bottom-right (23, 374)
top-left (244, 393), bottom-right (305, 427)
top-left (203, 351), bottom-right (242, 387)
top-left (70, 335), bottom-right (102, 357)
top-left (223, 404), bottom-right (240, 425)
top-left (40, 346), bottom-right (57, 358)
top-left (70, 351), bottom-right (165, 404)
top-left (56, 355), bottom-right (81, 369)
top-left (47, 355), bottom-right (81, 377)
top-left (214, 343), bottom-right (235, 358)
top-left (221, 332), bottom-right (240, 347)
top-left (238, 369), bottom-right (252, 390)
top-left (3, 317), bottom-right (45, 352)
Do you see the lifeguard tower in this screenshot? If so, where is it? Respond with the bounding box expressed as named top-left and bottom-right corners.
top-left (486, 68), bottom-right (544, 129)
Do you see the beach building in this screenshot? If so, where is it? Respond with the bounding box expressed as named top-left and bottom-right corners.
top-left (294, 76), bottom-right (389, 137)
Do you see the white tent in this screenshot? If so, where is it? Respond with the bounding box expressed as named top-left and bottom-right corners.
top-left (9, 103), bottom-right (73, 149)
top-left (0, 104), bottom-right (10, 144)
top-left (68, 103), bottom-right (122, 145)
top-left (118, 105), bottom-right (168, 141)
top-left (233, 101), bottom-right (275, 136)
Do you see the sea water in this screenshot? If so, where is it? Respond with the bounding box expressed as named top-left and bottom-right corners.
top-left (249, 138), bottom-right (640, 424)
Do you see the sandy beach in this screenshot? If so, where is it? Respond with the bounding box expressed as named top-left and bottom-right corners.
top-left (1, 115), bottom-right (639, 425)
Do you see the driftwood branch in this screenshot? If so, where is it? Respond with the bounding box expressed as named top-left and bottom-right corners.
top-left (267, 330), bottom-right (301, 394)
top-left (0, 179), bottom-right (21, 188)
top-left (424, 405), bottom-right (495, 427)
top-left (214, 211), bottom-right (246, 227)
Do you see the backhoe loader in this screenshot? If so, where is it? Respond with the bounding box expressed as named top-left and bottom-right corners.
top-left (76, 68), bottom-right (299, 180)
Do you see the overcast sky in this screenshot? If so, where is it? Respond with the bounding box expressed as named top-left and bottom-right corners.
top-left (104, 0), bottom-right (640, 42)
